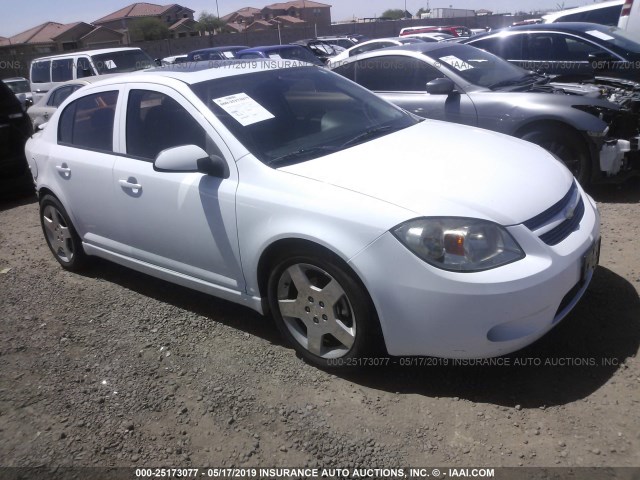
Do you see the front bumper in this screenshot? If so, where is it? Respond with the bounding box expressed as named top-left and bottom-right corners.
top-left (348, 192), bottom-right (600, 358)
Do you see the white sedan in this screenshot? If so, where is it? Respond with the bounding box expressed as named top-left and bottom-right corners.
top-left (25, 60), bottom-right (600, 368)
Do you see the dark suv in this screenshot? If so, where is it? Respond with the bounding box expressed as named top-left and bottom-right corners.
top-left (0, 80), bottom-right (34, 195)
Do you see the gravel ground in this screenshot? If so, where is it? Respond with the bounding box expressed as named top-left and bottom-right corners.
top-left (0, 182), bottom-right (639, 474)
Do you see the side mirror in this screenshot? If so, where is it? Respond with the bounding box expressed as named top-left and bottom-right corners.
top-left (426, 77), bottom-right (455, 95)
top-left (154, 145), bottom-right (229, 178)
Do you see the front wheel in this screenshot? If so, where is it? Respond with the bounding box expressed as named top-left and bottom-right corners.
top-left (39, 194), bottom-right (87, 271)
top-left (267, 250), bottom-right (379, 368)
top-left (519, 125), bottom-right (592, 186)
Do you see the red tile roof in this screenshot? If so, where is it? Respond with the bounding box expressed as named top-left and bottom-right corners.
top-left (168, 17), bottom-right (196, 30)
top-left (94, 2), bottom-right (193, 24)
top-left (273, 15), bottom-right (306, 23)
top-left (265, 1), bottom-right (331, 10)
top-left (221, 7), bottom-right (261, 22)
top-left (7, 22), bottom-right (67, 45)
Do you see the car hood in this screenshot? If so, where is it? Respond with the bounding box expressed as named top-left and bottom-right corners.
top-left (279, 120), bottom-right (574, 226)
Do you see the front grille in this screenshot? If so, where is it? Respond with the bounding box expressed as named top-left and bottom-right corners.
top-left (539, 197), bottom-right (584, 246)
top-left (523, 181), bottom-right (585, 246)
top-left (524, 182), bottom-right (577, 230)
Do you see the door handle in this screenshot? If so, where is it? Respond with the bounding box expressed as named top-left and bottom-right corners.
top-left (43, 112), bottom-right (49, 119)
top-left (119, 179), bottom-right (142, 190)
top-left (55, 163), bottom-right (71, 178)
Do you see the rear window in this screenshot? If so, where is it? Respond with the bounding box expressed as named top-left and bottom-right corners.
top-left (31, 61), bottom-right (51, 83)
top-left (91, 50), bottom-right (154, 74)
top-left (556, 4), bottom-right (623, 25)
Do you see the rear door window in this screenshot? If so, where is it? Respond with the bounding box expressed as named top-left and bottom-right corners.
top-left (48, 85), bottom-right (82, 107)
top-left (58, 90), bottom-right (119, 152)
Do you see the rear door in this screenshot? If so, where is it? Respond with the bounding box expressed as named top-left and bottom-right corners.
top-left (50, 87), bottom-right (126, 252)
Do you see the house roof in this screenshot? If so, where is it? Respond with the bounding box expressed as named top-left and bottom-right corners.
top-left (51, 22), bottom-right (94, 40)
top-left (168, 17), bottom-right (196, 30)
top-left (94, 2), bottom-right (194, 23)
top-left (265, 1), bottom-right (331, 10)
top-left (225, 22), bottom-right (246, 32)
top-left (221, 7), bottom-right (261, 22)
top-left (6, 22), bottom-right (69, 45)
top-left (78, 25), bottom-right (124, 42)
top-left (272, 15), bottom-right (306, 23)
top-left (246, 19), bottom-right (273, 30)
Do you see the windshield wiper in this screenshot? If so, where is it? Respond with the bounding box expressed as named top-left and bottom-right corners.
top-left (267, 146), bottom-right (338, 167)
top-left (339, 125), bottom-right (396, 149)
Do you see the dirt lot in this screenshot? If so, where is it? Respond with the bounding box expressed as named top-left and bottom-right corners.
top-left (0, 182), bottom-right (639, 475)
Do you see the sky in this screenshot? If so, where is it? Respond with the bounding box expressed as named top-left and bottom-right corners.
top-left (0, 0), bottom-right (605, 37)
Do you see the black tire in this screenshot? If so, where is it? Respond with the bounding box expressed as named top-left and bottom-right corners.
top-left (267, 249), bottom-right (381, 369)
top-left (519, 125), bottom-right (592, 186)
top-left (39, 194), bottom-right (87, 271)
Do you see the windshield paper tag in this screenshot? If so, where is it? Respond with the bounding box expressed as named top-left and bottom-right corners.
top-left (439, 55), bottom-right (474, 71)
top-left (104, 60), bottom-right (117, 69)
top-left (213, 93), bottom-right (275, 126)
top-left (586, 30), bottom-right (615, 41)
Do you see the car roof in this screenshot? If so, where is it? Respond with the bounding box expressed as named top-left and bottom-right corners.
top-left (542, 0), bottom-right (623, 21)
top-left (240, 45), bottom-right (306, 53)
top-left (190, 46), bottom-right (248, 53)
top-left (2, 77), bottom-right (28, 82)
top-left (382, 42), bottom-right (460, 54)
top-left (103, 59), bottom-right (316, 86)
top-left (31, 47), bottom-right (142, 63)
top-left (505, 22), bottom-right (622, 33)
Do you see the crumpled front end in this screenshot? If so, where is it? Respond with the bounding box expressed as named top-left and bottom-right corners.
top-left (554, 78), bottom-right (640, 179)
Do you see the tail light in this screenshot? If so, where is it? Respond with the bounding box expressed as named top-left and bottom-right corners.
top-left (621, 0), bottom-right (633, 17)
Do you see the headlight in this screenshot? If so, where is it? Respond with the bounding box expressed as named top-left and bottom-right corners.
top-left (392, 217), bottom-right (525, 272)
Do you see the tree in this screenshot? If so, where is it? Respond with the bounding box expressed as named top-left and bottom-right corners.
top-left (196, 11), bottom-right (226, 35)
top-left (129, 17), bottom-right (170, 41)
top-left (381, 9), bottom-right (406, 20)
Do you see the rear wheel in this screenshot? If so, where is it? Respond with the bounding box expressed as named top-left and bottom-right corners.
top-left (267, 249), bottom-right (380, 368)
top-left (39, 194), bottom-right (87, 271)
top-left (519, 125), bottom-right (591, 186)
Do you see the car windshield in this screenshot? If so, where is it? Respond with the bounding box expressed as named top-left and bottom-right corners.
top-left (191, 65), bottom-right (417, 167)
top-left (428, 44), bottom-right (527, 88)
top-left (581, 25), bottom-right (640, 56)
top-left (4, 79), bottom-right (30, 94)
top-left (91, 50), bottom-right (155, 74)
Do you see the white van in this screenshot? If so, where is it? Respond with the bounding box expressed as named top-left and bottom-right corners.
top-left (542, 0), bottom-right (624, 24)
top-left (29, 47), bottom-right (154, 100)
top-left (619, 0), bottom-right (640, 42)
